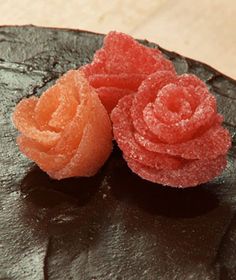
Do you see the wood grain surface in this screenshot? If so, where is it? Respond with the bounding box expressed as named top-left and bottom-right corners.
top-left (0, 0), bottom-right (235, 78)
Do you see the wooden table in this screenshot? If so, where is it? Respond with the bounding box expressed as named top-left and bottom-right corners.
top-left (1, 0), bottom-right (235, 79)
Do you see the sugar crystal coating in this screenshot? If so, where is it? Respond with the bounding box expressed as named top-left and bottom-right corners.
top-left (111, 71), bottom-right (232, 188)
top-left (13, 70), bottom-right (113, 180)
top-left (81, 31), bottom-right (175, 113)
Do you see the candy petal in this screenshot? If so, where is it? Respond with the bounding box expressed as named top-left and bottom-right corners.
top-left (13, 97), bottom-right (60, 147)
top-left (126, 155), bottom-right (227, 188)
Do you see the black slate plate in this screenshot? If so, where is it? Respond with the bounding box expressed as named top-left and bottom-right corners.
top-left (0, 26), bottom-right (236, 280)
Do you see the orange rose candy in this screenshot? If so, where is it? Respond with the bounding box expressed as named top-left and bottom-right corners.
top-left (12, 70), bottom-right (113, 180)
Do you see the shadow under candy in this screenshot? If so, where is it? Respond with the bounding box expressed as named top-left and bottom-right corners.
top-left (18, 149), bottom-right (236, 279)
top-left (20, 165), bottom-right (104, 207)
top-left (107, 149), bottom-right (219, 219)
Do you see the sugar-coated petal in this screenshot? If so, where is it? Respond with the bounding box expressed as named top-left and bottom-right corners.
top-left (112, 95), bottom-right (183, 171)
top-left (81, 49), bottom-right (106, 76)
top-left (134, 116), bottom-right (231, 160)
top-left (112, 69), bottom-right (231, 188)
top-left (97, 87), bottom-right (134, 114)
top-left (13, 70), bottom-right (113, 180)
top-left (152, 84), bottom-right (194, 124)
top-left (52, 72), bottom-right (94, 154)
top-left (111, 95), bottom-right (158, 168)
top-left (88, 73), bottom-right (146, 91)
top-left (126, 155), bottom-right (227, 188)
top-left (131, 71), bottom-right (178, 139)
top-left (82, 31), bottom-right (176, 113)
top-left (12, 97), bottom-right (60, 147)
top-left (50, 92), bottom-right (112, 179)
top-left (34, 86), bottom-right (60, 131)
top-left (143, 91), bottom-right (217, 144)
top-left (178, 74), bottom-right (207, 90)
top-left (102, 31), bottom-right (174, 74)
top-left (48, 89), bottom-right (78, 131)
top-left (17, 135), bottom-right (72, 172)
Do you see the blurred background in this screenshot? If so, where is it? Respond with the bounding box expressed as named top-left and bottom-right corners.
top-left (1, 0), bottom-right (235, 79)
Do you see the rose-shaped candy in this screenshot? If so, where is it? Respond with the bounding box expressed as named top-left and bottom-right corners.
top-left (81, 31), bottom-right (175, 113)
top-left (13, 70), bottom-right (112, 180)
top-left (111, 71), bottom-right (232, 188)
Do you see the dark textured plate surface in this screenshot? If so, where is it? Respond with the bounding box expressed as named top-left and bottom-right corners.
top-left (0, 26), bottom-right (236, 280)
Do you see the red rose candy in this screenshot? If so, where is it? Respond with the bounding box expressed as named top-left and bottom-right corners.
top-left (81, 31), bottom-right (175, 113)
top-left (111, 71), bottom-right (232, 188)
top-left (12, 70), bottom-right (112, 180)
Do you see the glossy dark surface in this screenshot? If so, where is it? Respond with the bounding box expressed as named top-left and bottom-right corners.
top-left (0, 26), bottom-right (235, 280)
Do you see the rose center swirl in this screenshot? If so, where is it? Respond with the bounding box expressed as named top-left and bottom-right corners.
top-left (143, 84), bottom-right (196, 126)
